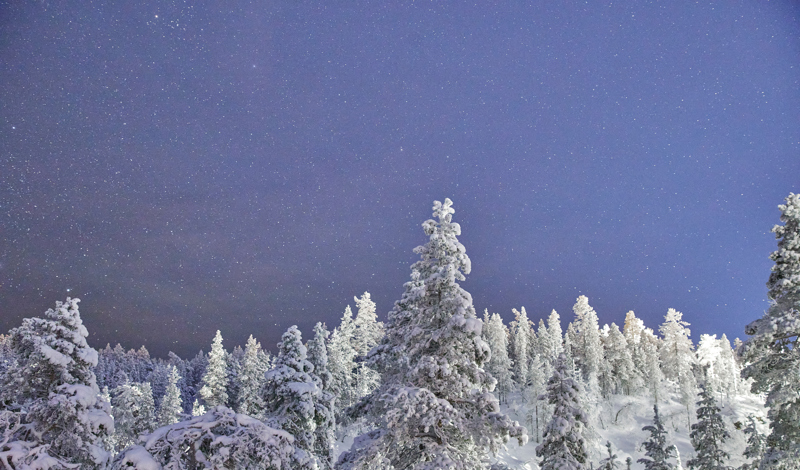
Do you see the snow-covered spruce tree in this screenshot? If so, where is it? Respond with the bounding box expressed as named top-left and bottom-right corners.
top-left (328, 305), bottom-right (358, 417)
top-left (111, 406), bottom-right (316, 470)
top-left (525, 352), bottom-right (550, 444)
top-left (262, 325), bottom-right (321, 463)
top-left (602, 323), bottom-right (638, 396)
top-left (112, 381), bottom-right (156, 452)
top-left (740, 415), bottom-right (767, 470)
top-left (545, 310), bottom-right (564, 364)
top-left (352, 292), bottom-right (384, 358)
top-left (483, 311), bottom-right (513, 404)
top-left (535, 353), bottom-right (589, 470)
top-left (226, 344), bottom-right (244, 409)
top-left (660, 309), bottom-right (697, 414)
top-left (638, 405), bottom-right (677, 470)
top-left (352, 292), bottom-right (384, 401)
top-left (640, 327), bottom-right (664, 402)
top-left (237, 334), bottom-right (267, 417)
top-left (571, 296), bottom-right (603, 397)
top-left (511, 307), bottom-right (531, 391)
top-left (191, 399), bottom-right (205, 416)
top-left (686, 384), bottom-right (731, 470)
top-left (199, 330), bottom-right (228, 408)
top-left (696, 334), bottom-right (723, 394)
top-left (338, 198), bottom-right (526, 470)
top-left (714, 334), bottom-right (741, 398)
top-left (599, 441), bottom-right (622, 470)
top-left (308, 322), bottom-right (337, 470)
top-left (0, 297), bottom-right (114, 468)
top-left (740, 193), bottom-right (800, 467)
top-left (157, 365), bottom-right (183, 427)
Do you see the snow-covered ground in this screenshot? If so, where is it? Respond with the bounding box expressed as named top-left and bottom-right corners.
top-left (333, 388), bottom-right (767, 469)
top-left (492, 389), bottom-right (766, 469)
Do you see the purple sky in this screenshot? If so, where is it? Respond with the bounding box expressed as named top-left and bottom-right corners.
top-left (2, 1), bottom-right (799, 358)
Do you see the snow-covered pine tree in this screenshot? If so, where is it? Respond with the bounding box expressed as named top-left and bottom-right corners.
top-left (237, 335), bottom-right (267, 417)
top-left (352, 292), bottom-right (384, 402)
top-left (226, 344), bottom-right (244, 409)
top-left (603, 322), bottom-right (638, 396)
top-left (352, 292), bottom-right (384, 358)
top-left (157, 365), bottom-right (183, 427)
top-left (696, 334), bottom-right (725, 396)
top-left (740, 415), bottom-right (767, 470)
top-left (191, 399), bottom-right (206, 416)
top-left (525, 352), bottom-right (550, 443)
top-left (337, 198), bottom-right (526, 470)
top-left (714, 334), bottom-right (741, 398)
top-left (327, 305), bottom-right (358, 416)
top-left (0, 297), bottom-right (114, 468)
top-left (112, 381), bottom-right (156, 452)
top-left (308, 322), bottom-right (336, 470)
top-left (545, 309), bottom-right (564, 364)
top-left (262, 325), bottom-right (320, 462)
top-left (599, 441), bottom-right (622, 470)
top-left (483, 311), bottom-right (514, 404)
top-left (686, 384), bottom-right (731, 470)
top-left (535, 353), bottom-right (589, 470)
top-left (740, 193), bottom-right (800, 468)
top-left (659, 309), bottom-right (697, 414)
top-left (640, 327), bottom-right (664, 402)
top-left (638, 405), bottom-right (677, 470)
top-left (199, 330), bottom-right (229, 408)
top-left (571, 296), bottom-right (603, 386)
top-left (511, 307), bottom-right (531, 391)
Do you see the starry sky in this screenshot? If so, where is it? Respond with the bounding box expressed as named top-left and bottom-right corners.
top-left (2, 1), bottom-right (798, 358)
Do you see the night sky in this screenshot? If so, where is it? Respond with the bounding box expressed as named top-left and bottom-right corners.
top-left (2, 1), bottom-right (798, 358)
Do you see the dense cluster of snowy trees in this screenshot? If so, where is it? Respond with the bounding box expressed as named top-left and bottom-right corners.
top-left (0, 194), bottom-right (797, 469)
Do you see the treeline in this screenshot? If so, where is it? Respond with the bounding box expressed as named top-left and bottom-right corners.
top-left (0, 194), bottom-right (798, 469)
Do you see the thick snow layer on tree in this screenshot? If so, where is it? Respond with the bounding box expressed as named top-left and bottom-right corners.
top-left (113, 406), bottom-right (315, 469)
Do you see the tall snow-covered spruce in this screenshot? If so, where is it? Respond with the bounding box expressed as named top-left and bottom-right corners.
top-left (535, 353), bottom-right (589, 470)
top-left (337, 198), bottom-right (526, 470)
top-left (740, 192), bottom-right (800, 468)
top-left (199, 330), bottom-right (229, 408)
top-left (0, 298), bottom-right (114, 469)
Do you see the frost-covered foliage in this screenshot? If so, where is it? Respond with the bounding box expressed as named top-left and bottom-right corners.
top-left (327, 306), bottom-right (358, 420)
top-left (0, 298), bottom-right (113, 469)
top-left (638, 405), bottom-right (677, 470)
top-left (338, 199), bottom-right (526, 470)
top-left (483, 311), bottom-right (513, 404)
top-left (535, 353), bottom-right (589, 470)
top-left (307, 322), bottom-right (336, 470)
top-left (571, 296), bottom-right (603, 385)
top-left (660, 309), bottom-right (697, 410)
top-left (156, 365), bottom-right (182, 427)
top-left (543, 310), bottom-right (564, 363)
top-left (263, 325), bottom-right (321, 464)
top-left (599, 441), bottom-right (622, 470)
top-left (602, 323), bottom-right (638, 396)
top-left (112, 382), bottom-right (156, 452)
top-left (740, 193), bottom-right (800, 468)
top-left (111, 406), bottom-right (316, 470)
top-left (236, 335), bottom-right (268, 417)
top-left (198, 330), bottom-right (228, 408)
top-left (352, 292), bottom-right (383, 401)
top-left (352, 292), bottom-right (384, 359)
top-left (510, 307), bottom-right (531, 390)
top-left (191, 399), bottom-right (205, 417)
top-left (740, 415), bottom-right (766, 470)
top-left (686, 384), bottom-right (731, 470)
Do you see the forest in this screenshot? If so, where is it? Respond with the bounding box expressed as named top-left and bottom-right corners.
top-left (0, 194), bottom-right (798, 470)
